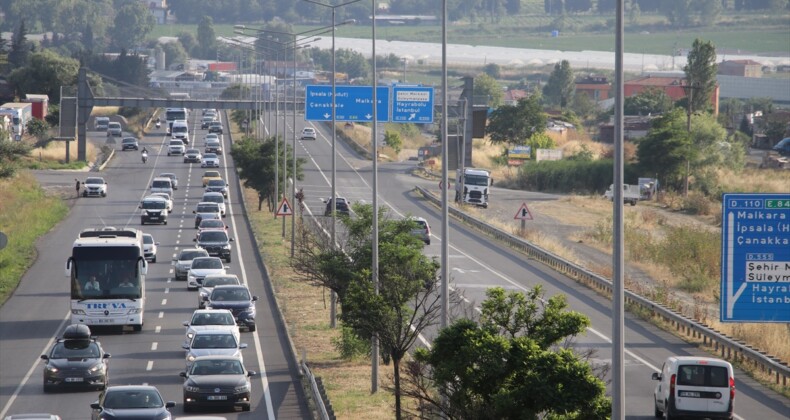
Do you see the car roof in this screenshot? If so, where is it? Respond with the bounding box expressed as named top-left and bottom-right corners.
top-left (193, 329), bottom-right (235, 336)
top-left (105, 385), bottom-right (161, 392)
top-left (192, 308), bottom-right (233, 315)
top-left (203, 171), bottom-right (221, 176)
top-left (160, 172), bottom-right (176, 177)
top-left (203, 273), bottom-right (239, 280)
top-left (213, 284), bottom-right (248, 291)
top-left (122, 137), bottom-right (137, 141)
top-left (179, 248), bottom-right (208, 255)
top-left (193, 256), bottom-right (223, 262)
top-left (143, 196), bottom-right (167, 202)
top-left (85, 177), bottom-right (105, 182)
top-left (4, 414), bottom-right (62, 420)
top-left (203, 192), bottom-right (223, 197)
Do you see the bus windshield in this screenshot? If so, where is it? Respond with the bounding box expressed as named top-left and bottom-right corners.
top-left (166, 109), bottom-right (187, 122)
top-left (70, 246), bottom-right (142, 299)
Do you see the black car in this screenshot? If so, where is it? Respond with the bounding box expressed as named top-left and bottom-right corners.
top-left (204, 285), bottom-right (258, 332)
top-left (181, 356), bottom-right (256, 413)
top-left (194, 230), bottom-right (234, 263)
top-left (41, 324), bottom-right (110, 392)
top-left (205, 179), bottom-right (229, 198)
top-left (208, 121), bottom-right (223, 134)
top-left (90, 385), bottom-right (175, 420)
top-left (324, 197), bottom-right (350, 216)
top-left (120, 137), bottom-right (139, 151)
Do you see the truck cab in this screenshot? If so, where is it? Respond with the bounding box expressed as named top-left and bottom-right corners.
top-left (455, 168), bottom-right (492, 208)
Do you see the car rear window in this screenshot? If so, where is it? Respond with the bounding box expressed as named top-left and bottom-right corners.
top-left (152, 180), bottom-right (171, 188)
top-left (677, 365), bottom-right (729, 387)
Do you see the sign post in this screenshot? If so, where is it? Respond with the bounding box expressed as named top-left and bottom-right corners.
top-left (720, 193), bottom-right (790, 322)
top-left (514, 202), bottom-right (534, 235)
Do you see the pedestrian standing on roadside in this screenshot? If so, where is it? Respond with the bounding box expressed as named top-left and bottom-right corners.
top-left (75, 178), bottom-right (80, 197)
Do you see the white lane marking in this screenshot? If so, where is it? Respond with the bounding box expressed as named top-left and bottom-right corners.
top-left (146, 361), bottom-right (154, 371)
top-left (161, 299), bottom-right (167, 305)
top-left (151, 342), bottom-right (158, 351)
top-left (167, 278), bottom-right (172, 284)
top-left (0, 311), bottom-right (71, 419)
top-left (221, 132), bottom-right (276, 419)
top-left (165, 288), bottom-right (169, 294)
top-left (158, 311), bottom-right (164, 319)
top-left (155, 326), bottom-right (162, 333)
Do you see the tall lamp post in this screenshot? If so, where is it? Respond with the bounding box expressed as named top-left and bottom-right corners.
top-left (303, 0), bottom-right (363, 331)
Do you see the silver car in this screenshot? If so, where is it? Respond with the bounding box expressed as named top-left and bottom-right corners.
top-left (142, 233), bottom-right (159, 263)
top-left (182, 309), bottom-right (240, 348)
top-left (182, 329), bottom-right (247, 370)
top-left (198, 274), bottom-right (241, 309)
top-left (173, 248), bottom-right (210, 281)
top-left (187, 257), bottom-right (227, 291)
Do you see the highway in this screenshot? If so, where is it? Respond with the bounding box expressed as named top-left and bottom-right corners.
top-left (1, 107), bottom-right (788, 419)
top-left (0, 112), bottom-right (310, 419)
top-left (291, 117), bottom-right (790, 419)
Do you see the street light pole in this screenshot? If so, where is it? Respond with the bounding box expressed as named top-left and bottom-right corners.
top-left (303, 0), bottom-right (363, 330)
top-left (370, 0), bottom-right (379, 394)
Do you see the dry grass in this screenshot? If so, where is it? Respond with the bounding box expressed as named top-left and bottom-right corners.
top-left (92, 106), bottom-right (121, 116)
top-left (715, 167), bottom-right (790, 193)
top-left (29, 139), bottom-right (98, 163)
top-left (241, 164), bottom-right (395, 418)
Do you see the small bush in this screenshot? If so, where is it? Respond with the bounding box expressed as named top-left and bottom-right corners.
top-left (682, 191), bottom-right (713, 215)
top-left (331, 326), bottom-right (371, 360)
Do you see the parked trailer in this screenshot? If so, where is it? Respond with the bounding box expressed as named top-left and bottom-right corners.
top-left (0, 102), bottom-right (33, 140)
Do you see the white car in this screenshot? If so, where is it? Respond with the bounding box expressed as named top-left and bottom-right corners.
top-left (197, 274), bottom-right (241, 309)
top-left (201, 153), bottom-right (220, 168)
top-left (184, 148), bottom-right (203, 163)
top-left (187, 256), bottom-right (227, 290)
top-left (201, 192), bottom-right (226, 217)
top-left (182, 309), bottom-right (240, 348)
top-left (168, 139), bottom-right (186, 155)
top-left (174, 248), bottom-right (210, 281)
top-left (300, 127), bottom-right (316, 140)
top-left (82, 177), bottom-right (108, 197)
top-left (149, 192), bottom-right (173, 213)
top-left (652, 356), bottom-right (735, 420)
top-left (142, 233), bottom-right (159, 263)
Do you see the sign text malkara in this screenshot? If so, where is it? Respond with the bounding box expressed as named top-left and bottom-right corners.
top-left (720, 193), bottom-right (790, 322)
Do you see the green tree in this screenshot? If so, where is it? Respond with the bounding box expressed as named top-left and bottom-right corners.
top-left (570, 91), bottom-right (598, 121)
top-left (486, 95), bottom-right (547, 146)
top-left (0, 36), bottom-right (8, 73)
top-left (220, 84), bottom-right (250, 100)
top-left (177, 32), bottom-right (198, 57)
top-left (660, 0), bottom-right (693, 27)
top-left (338, 205), bottom-right (441, 420)
top-left (483, 63), bottom-right (501, 78)
top-left (402, 286), bottom-right (610, 419)
top-left (109, 2), bottom-right (155, 51)
top-left (636, 108), bottom-right (693, 190)
top-left (624, 87), bottom-right (674, 116)
top-left (699, 0), bottom-right (722, 26)
top-left (384, 130), bottom-right (402, 154)
top-left (542, 60), bottom-right (575, 109)
top-left (197, 16), bottom-right (218, 59)
top-left (26, 118), bottom-right (48, 138)
top-left (8, 19), bottom-right (31, 70)
top-left (684, 39), bottom-right (718, 113)
top-left (526, 132), bottom-right (556, 159)
top-left (474, 73), bottom-right (503, 107)
top-left (7, 50), bottom-right (80, 101)
top-left (161, 41), bottom-right (188, 69)
top-left (230, 135), bottom-right (304, 210)
top-left (0, 136), bottom-right (31, 178)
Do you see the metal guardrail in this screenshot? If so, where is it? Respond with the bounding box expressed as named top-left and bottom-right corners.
top-left (416, 186), bottom-right (790, 387)
top-left (302, 360), bottom-right (335, 420)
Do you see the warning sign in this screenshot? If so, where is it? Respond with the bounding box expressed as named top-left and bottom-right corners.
top-left (276, 197), bottom-right (293, 216)
top-left (513, 202), bottom-right (533, 220)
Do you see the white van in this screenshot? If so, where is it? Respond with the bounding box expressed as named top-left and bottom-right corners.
top-left (171, 120), bottom-right (189, 144)
top-left (150, 177), bottom-right (174, 198)
top-left (652, 356), bottom-right (735, 420)
top-left (94, 116), bottom-right (110, 131)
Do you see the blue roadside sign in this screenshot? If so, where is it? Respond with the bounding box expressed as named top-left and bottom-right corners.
top-left (720, 193), bottom-right (790, 322)
top-left (392, 86), bottom-right (434, 123)
top-left (305, 85), bottom-right (389, 122)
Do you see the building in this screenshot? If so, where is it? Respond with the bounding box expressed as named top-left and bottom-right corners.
top-left (502, 89), bottom-right (528, 106)
top-left (598, 115), bottom-right (657, 143)
top-left (140, 0), bottom-right (168, 24)
top-left (624, 75), bottom-right (719, 115)
top-left (718, 59), bottom-right (763, 78)
top-left (575, 74), bottom-right (611, 101)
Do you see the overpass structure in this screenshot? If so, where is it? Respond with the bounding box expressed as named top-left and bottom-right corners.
top-left (72, 67), bottom-right (305, 161)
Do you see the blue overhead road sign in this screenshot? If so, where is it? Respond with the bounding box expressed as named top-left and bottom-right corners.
top-left (305, 85), bottom-right (389, 122)
top-left (392, 86), bottom-right (434, 123)
top-left (720, 193), bottom-right (790, 322)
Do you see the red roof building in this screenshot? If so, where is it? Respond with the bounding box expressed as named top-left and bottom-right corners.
top-left (624, 75), bottom-right (719, 115)
top-left (575, 74), bottom-right (611, 101)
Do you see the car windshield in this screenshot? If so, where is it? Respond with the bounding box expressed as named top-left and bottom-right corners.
top-left (179, 251), bottom-right (207, 261)
top-left (207, 180), bottom-right (225, 187)
top-left (191, 312), bottom-right (235, 325)
top-left (190, 359), bottom-right (244, 376)
top-left (187, 149), bottom-right (199, 154)
top-left (85, 178), bottom-right (104, 185)
top-left (204, 172), bottom-right (220, 178)
top-left (211, 288), bottom-right (250, 302)
top-left (203, 195), bottom-right (222, 204)
top-left (122, 138), bottom-right (136, 143)
top-left (50, 341), bottom-right (100, 359)
top-left (200, 220), bottom-right (224, 229)
top-left (204, 153), bottom-right (217, 159)
top-left (170, 141), bottom-right (183, 146)
top-left (465, 174), bottom-right (489, 186)
top-left (143, 235), bottom-right (153, 244)
top-left (152, 180), bottom-right (170, 188)
top-left (191, 258), bottom-right (222, 269)
top-left (103, 389), bottom-right (163, 409)
top-left (199, 231), bottom-right (228, 242)
top-left (197, 204), bottom-right (219, 213)
top-left (191, 334), bottom-right (237, 349)
top-left (142, 200), bottom-right (166, 210)
top-left (204, 277), bottom-right (238, 287)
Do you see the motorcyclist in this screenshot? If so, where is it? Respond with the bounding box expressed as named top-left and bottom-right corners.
top-left (141, 147), bottom-right (148, 163)
top-left (155, 117), bottom-right (161, 128)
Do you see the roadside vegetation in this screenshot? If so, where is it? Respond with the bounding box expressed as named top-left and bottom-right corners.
top-left (0, 171), bottom-right (68, 305)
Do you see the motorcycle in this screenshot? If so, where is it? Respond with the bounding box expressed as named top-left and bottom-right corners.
top-left (155, 120), bottom-right (161, 129)
top-left (141, 151), bottom-right (148, 163)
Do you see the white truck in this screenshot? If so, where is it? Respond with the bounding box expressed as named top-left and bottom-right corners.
top-left (605, 184), bottom-right (642, 206)
top-left (0, 102), bottom-right (33, 140)
top-left (455, 168), bottom-right (492, 208)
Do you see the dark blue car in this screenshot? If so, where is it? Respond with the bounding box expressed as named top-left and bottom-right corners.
top-left (91, 385), bottom-right (175, 420)
top-left (204, 285), bottom-right (258, 332)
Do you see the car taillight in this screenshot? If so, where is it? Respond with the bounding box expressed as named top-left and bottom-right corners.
top-left (729, 376), bottom-right (735, 400)
top-left (670, 373), bottom-right (676, 396)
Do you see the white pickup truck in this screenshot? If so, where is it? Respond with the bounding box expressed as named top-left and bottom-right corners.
top-left (604, 184), bottom-right (642, 206)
